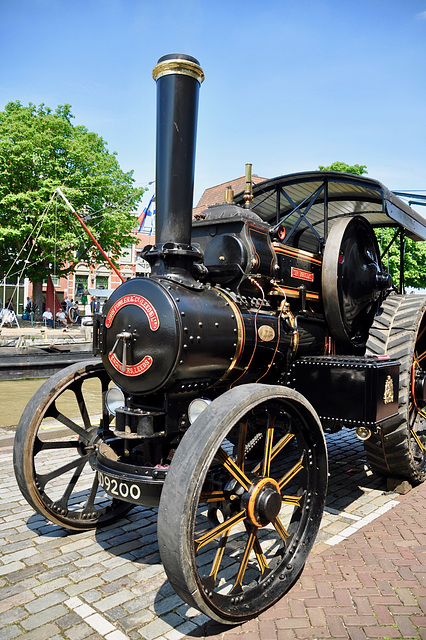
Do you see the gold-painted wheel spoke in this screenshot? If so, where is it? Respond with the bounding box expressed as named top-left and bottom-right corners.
top-left (278, 454), bottom-right (304, 490)
top-left (194, 509), bottom-right (246, 552)
top-left (252, 533), bottom-right (269, 575)
top-left (270, 432), bottom-right (295, 460)
top-left (243, 521), bottom-right (270, 575)
top-left (209, 531), bottom-right (229, 581)
top-left (281, 494), bottom-right (303, 507)
top-left (414, 348), bottom-right (426, 364)
top-left (231, 526), bottom-right (258, 591)
top-left (252, 433), bottom-right (295, 475)
top-left (262, 419), bottom-right (275, 477)
top-left (273, 516), bottom-right (290, 543)
top-left (199, 490), bottom-right (226, 503)
top-left (411, 428), bottom-right (426, 452)
top-left (215, 448), bottom-right (251, 490)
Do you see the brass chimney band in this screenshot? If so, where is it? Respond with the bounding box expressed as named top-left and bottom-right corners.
top-left (152, 58), bottom-right (205, 84)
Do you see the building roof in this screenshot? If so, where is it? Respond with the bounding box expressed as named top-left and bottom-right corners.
top-left (193, 174), bottom-right (268, 217)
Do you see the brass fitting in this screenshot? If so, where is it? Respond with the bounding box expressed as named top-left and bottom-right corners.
top-left (244, 163), bottom-right (253, 209)
top-left (152, 57), bottom-right (205, 84)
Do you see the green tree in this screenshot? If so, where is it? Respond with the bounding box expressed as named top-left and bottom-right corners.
top-left (377, 228), bottom-right (426, 290)
top-left (318, 161), bottom-right (368, 175)
top-left (0, 101), bottom-right (145, 314)
top-left (318, 161), bottom-right (426, 289)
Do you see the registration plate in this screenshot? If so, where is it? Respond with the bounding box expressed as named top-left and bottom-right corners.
top-left (97, 470), bottom-right (145, 504)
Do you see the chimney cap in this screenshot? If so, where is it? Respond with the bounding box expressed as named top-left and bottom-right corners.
top-left (153, 54), bottom-right (204, 84)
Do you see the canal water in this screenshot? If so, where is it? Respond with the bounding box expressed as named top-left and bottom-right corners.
top-left (0, 377), bottom-right (104, 429)
top-left (0, 378), bottom-right (47, 428)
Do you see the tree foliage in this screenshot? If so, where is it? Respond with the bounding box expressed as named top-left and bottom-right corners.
top-left (318, 161), bottom-right (426, 290)
top-left (376, 229), bottom-right (426, 290)
top-left (0, 101), bottom-right (145, 296)
top-left (318, 161), bottom-right (368, 175)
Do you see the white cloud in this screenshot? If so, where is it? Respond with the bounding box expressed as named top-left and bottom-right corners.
top-left (416, 10), bottom-right (426, 19)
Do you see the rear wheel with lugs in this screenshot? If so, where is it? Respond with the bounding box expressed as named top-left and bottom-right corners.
top-left (365, 294), bottom-right (426, 483)
top-left (157, 384), bottom-right (328, 624)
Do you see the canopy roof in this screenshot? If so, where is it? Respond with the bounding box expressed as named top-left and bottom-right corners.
top-left (234, 171), bottom-right (426, 253)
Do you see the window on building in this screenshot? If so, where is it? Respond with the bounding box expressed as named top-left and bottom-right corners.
top-left (96, 275), bottom-right (109, 290)
top-left (75, 275), bottom-right (88, 302)
top-left (120, 246), bottom-right (134, 264)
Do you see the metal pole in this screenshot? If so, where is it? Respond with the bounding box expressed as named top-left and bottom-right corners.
top-left (399, 229), bottom-right (405, 294)
top-left (276, 187), bottom-right (281, 226)
top-left (55, 188), bottom-right (125, 283)
top-left (323, 179), bottom-right (328, 243)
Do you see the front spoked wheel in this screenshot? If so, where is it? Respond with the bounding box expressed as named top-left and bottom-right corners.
top-left (157, 384), bottom-right (328, 624)
top-left (13, 360), bottom-right (133, 530)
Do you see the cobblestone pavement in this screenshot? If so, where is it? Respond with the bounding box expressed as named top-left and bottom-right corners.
top-left (1, 428), bottom-right (425, 640)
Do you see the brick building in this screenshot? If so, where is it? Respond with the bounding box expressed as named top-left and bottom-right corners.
top-left (193, 174), bottom-right (267, 218)
top-left (6, 174), bottom-right (268, 315)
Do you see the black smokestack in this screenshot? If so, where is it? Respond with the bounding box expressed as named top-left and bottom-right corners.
top-left (152, 53), bottom-right (204, 247)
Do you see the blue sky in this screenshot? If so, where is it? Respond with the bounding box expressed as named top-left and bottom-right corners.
top-left (1, 0), bottom-right (426, 210)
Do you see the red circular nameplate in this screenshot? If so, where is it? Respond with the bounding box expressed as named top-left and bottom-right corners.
top-left (105, 295), bottom-right (160, 330)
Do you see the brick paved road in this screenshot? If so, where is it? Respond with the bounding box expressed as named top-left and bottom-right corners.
top-left (1, 428), bottom-right (425, 640)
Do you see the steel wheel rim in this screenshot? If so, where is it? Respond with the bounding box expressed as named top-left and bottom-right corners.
top-left (193, 400), bottom-right (322, 618)
top-left (159, 385), bottom-right (327, 623)
top-left (14, 361), bottom-right (132, 529)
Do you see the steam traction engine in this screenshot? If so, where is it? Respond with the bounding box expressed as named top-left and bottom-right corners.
top-left (14, 55), bottom-right (426, 624)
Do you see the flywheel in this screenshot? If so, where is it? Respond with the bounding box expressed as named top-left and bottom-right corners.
top-left (322, 216), bottom-right (391, 349)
